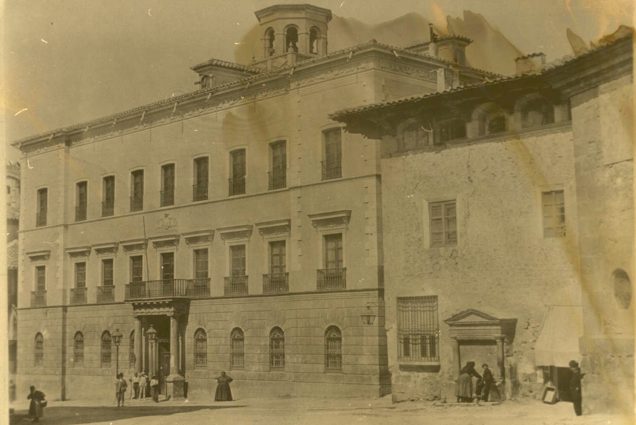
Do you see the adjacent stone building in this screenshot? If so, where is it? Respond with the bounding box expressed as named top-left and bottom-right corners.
top-left (7, 162), bottom-right (20, 401)
top-left (332, 30), bottom-right (633, 414)
top-left (12, 4), bottom-right (495, 401)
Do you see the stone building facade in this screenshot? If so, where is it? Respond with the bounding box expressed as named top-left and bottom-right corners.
top-left (7, 162), bottom-right (20, 401)
top-left (12, 4), bottom-right (495, 401)
top-left (333, 32), bottom-right (633, 414)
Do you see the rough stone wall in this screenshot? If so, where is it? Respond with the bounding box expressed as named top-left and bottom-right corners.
top-left (570, 73), bottom-right (634, 414)
top-left (381, 126), bottom-right (580, 401)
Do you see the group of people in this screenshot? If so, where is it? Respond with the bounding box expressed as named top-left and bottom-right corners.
top-left (115, 372), bottom-right (162, 405)
top-left (456, 362), bottom-right (496, 403)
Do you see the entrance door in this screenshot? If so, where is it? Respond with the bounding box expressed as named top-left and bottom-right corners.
top-left (459, 340), bottom-right (499, 378)
top-left (158, 340), bottom-right (170, 394)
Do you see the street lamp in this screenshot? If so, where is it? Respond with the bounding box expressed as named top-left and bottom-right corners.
top-left (112, 328), bottom-right (123, 377)
top-left (361, 304), bottom-right (376, 325)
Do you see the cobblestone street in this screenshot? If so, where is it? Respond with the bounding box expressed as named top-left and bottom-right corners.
top-left (9, 397), bottom-right (633, 425)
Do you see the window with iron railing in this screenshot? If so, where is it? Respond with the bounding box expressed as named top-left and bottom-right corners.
top-left (542, 190), bottom-right (565, 238)
top-left (71, 262), bottom-right (87, 304)
top-left (101, 331), bottom-right (112, 367)
top-left (36, 188), bottom-right (48, 226)
top-left (397, 296), bottom-right (439, 363)
top-left (193, 157), bottom-right (209, 201)
top-left (129, 331), bottom-right (136, 369)
top-left (102, 176), bottom-right (115, 217)
top-left (194, 328), bottom-right (207, 368)
top-left (73, 332), bottom-right (84, 366)
top-left (130, 256), bottom-right (143, 283)
top-left (269, 327), bottom-right (285, 369)
top-left (75, 181), bottom-right (88, 221)
top-left (230, 328), bottom-right (244, 369)
top-left (34, 333), bottom-right (44, 367)
top-left (161, 164), bottom-right (175, 207)
top-left (325, 326), bottom-right (342, 371)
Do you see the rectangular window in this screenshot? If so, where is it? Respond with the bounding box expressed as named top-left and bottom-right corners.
top-left (229, 149), bottom-right (246, 196)
top-left (322, 128), bottom-right (342, 180)
top-left (324, 234), bottom-right (343, 270)
top-left (429, 200), bottom-right (457, 247)
top-left (130, 170), bottom-right (144, 211)
top-left (75, 181), bottom-right (88, 221)
top-left (36, 188), bottom-right (48, 226)
top-left (102, 176), bottom-right (115, 216)
top-left (269, 141), bottom-right (286, 190)
top-left (230, 245), bottom-right (246, 276)
top-left (102, 259), bottom-right (114, 286)
top-left (35, 266), bottom-right (46, 292)
top-left (397, 296), bottom-right (439, 362)
top-left (193, 157), bottom-right (209, 201)
top-left (160, 252), bottom-right (175, 281)
top-left (130, 256), bottom-right (143, 283)
top-left (161, 164), bottom-right (175, 206)
top-left (193, 249), bottom-right (208, 279)
top-left (75, 262), bottom-right (86, 288)
top-left (269, 241), bottom-right (286, 275)
top-left (542, 190), bottom-right (565, 237)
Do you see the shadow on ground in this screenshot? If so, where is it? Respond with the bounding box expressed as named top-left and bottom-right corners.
top-left (10, 404), bottom-right (241, 425)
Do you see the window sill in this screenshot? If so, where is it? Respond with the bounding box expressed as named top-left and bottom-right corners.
top-left (398, 362), bottom-right (441, 373)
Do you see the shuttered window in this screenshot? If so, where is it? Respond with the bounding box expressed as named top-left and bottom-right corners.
top-left (429, 200), bottom-right (457, 247)
top-left (194, 328), bottom-right (207, 368)
top-left (397, 296), bottom-right (439, 362)
top-left (542, 190), bottom-right (565, 237)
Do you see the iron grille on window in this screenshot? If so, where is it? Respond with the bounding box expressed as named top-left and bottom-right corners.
top-left (34, 333), bottom-right (44, 367)
top-left (397, 296), bottom-right (439, 362)
top-left (75, 181), bottom-right (88, 221)
top-left (194, 329), bottom-right (207, 367)
top-left (129, 331), bottom-right (135, 369)
top-left (325, 326), bottom-right (342, 371)
top-left (36, 188), bottom-right (47, 226)
top-left (102, 176), bottom-right (115, 216)
top-left (101, 331), bottom-right (112, 367)
top-left (487, 115), bottom-right (507, 134)
top-left (542, 190), bottom-right (566, 237)
top-left (74, 332), bottom-right (84, 366)
top-left (429, 200), bottom-right (457, 247)
top-left (322, 128), bottom-right (342, 180)
top-left (269, 327), bottom-right (285, 369)
top-left (230, 328), bottom-right (244, 369)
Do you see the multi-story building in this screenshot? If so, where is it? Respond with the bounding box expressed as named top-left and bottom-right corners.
top-left (12, 4), bottom-right (495, 401)
top-left (333, 30), bottom-right (633, 414)
top-left (7, 162), bottom-right (20, 401)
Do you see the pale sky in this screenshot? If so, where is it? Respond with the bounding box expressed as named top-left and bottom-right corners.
top-left (2, 0), bottom-right (633, 160)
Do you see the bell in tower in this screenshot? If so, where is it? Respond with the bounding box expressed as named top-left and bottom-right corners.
top-left (253, 4), bottom-right (332, 69)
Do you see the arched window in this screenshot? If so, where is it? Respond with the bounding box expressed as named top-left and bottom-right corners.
top-left (325, 326), bottom-right (342, 371)
top-left (520, 96), bottom-right (555, 128)
top-left (34, 333), bottom-right (44, 367)
top-left (269, 327), bottom-right (285, 369)
top-left (101, 331), bottom-right (112, 368)
top-left (129, 331), bottom-right (135, 369)
top-left (285, 27), bottom-right (298, 53)
top-left (487, 114), bottom-right (507, 134)
top-left (194, 328), bottom-right (207, 368)
top-left (309, 27), bottom-right (320, 54)
top-left (473, 103), bottom-right (507, 136)
top-left (613, 269), bottom-right (632, 309)
top-left (230, 328), bottom-right (244, 369)
top-left (73, 332), bottom-right (84, 366)
top-left (265, 28), bottom-right (275, 56)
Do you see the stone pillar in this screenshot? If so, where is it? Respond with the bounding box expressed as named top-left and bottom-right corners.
top-left (166, 315), bottom-right (185, 398)
top-left (134, 317), bottom-right (142, 373)
top-left (496, 337), bottom-right (509, 400)
top-left (444, 338), bottom-right (461, 402)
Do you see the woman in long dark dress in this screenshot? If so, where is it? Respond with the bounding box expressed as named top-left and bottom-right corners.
top-left (456, 361), bottom-right (482, 402)
top-left (27, 385), bottom-right (46, 422)
top-left (214, 371), bottom-right (233, 401)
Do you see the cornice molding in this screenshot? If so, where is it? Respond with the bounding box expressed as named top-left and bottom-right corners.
top-left (149, 234), bottom-right (180, 249)
top-left (308, 210), bottom-right (352, 229)
top-left (217, 224), bottom-right (253, 241)
top-left (65, 246), bottom-right (91, 258)
top-left (26, 250), bottom-right (51, 261)
top-left (92, 242), bottom-right (119, 255)
top-left (183, 230), bottom-right (214, 246)
top-left (255, 219), bottom-right (291, 237)
top-left (121, 238), bottom-right (147, 252)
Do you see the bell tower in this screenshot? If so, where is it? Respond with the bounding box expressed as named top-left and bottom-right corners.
top-left (254, 4), bottom-right (332, 66)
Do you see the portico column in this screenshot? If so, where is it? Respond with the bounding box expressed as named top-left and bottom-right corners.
top-left (170, 315), bottom-right (178, 374)
top-left (134, 317), bottom-right (142, 373)
top-left (496, 337), bottom-right (505, 380)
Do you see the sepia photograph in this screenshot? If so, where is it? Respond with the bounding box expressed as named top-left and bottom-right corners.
top-left (1, 1), bottom-right (634, 424)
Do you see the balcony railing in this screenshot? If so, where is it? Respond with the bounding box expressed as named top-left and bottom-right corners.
top-left (228, 177), bottom-right (246, 196)
top-left (97, 285), bottom-right (115, 303)
top-left (70, 287), bottom-right (87, 305)
top-left (263, 273), bottom-right (289, 294)
top-left (75, 206), bottom-right (87, 222)
top-left (268, 170), bottom-right (286, 190)
top-left (160, 189), bottom-right (174, 207)
top-left (31, 290), bottom-right (47, 307)
top-left (193, 184), bottom-right (208, 201)
top-left (321, 161), bottom-right (342, 180)
top-left (125, 278), bottom-right (210, 300)
top-left (36, 212), bottom-right (47, 227)
top-left (101, 201), bottom-right (114, 217)
top-left (317, 268), bottom-right (346, 291)
top-left (224, 275), bottom-right (248, 296)
top-left (130, 195), bottom-right (143, 212)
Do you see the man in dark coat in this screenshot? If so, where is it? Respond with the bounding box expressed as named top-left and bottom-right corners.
top-left (478, 363), bottom-right (495, 402)
top-left (27, 385), bottom-right (46, 422)
top-left (569, 360), bottom-right (584, 416)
